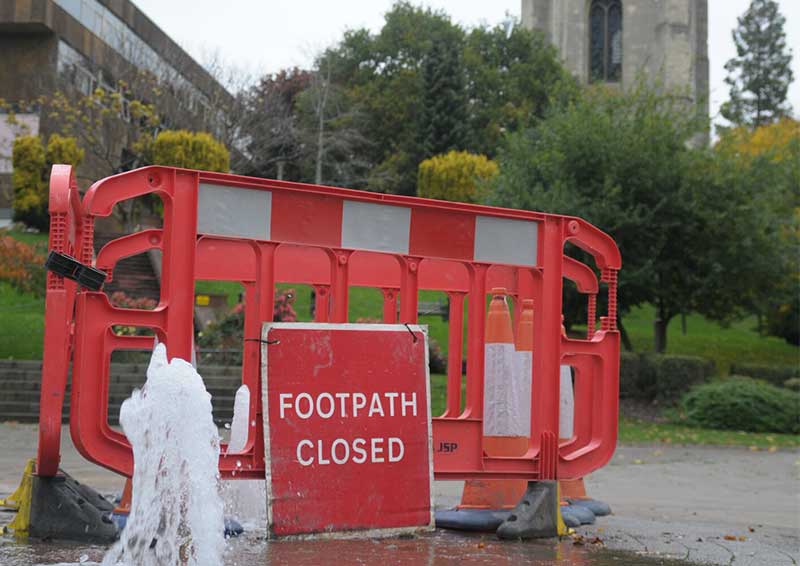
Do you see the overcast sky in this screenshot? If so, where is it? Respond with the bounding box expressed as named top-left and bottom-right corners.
top-left (133, 0), bottom-right (799, 127)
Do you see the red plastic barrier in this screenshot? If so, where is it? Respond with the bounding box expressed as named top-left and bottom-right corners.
top-left (37, 165), bottom-right (620, 483)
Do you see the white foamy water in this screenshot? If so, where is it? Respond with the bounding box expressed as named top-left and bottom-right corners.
top-left (102, 343), bottom-right (224, 566)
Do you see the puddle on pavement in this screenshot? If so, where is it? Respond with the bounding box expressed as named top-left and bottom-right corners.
top-left (0, 529), bottom-right (700, 565)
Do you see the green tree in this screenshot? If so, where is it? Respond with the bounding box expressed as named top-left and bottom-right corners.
top-left (420, 33), bottom-right (468, 159)
top-left (295, 58), bottom-right (371, 187)
top-left (320, 4), bottom-right (572, 195)
top-left (12, 134), bottom-right (83, 231)
top-left (720, 0), bottom-right (794, 127)
top-left (234, 68), bottom-right (312, 180)
top-left (324, 2), bottom-right (463, 195)
top-left (490, 83), bottom-right (778, 353)
top-left (418, 150), bottom-right (498, 203)
top-left (145, 129), bottom-right (230, 172)
top-left (714, 119), bottom-right (800, 344)
top-left (463, 20), bottom-right (577, 157)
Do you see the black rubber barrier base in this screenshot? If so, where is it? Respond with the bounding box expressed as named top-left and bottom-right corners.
top-left (567, 497), bottom-right (612, 516)
top-left (435, 481), bottom-right (561, 539)
top-left (434, 509), bottom-right (511, 531)
top-left (496, 480), bottom-right (559, 539)
top-left (560, 504), bottom-right (595, 525)
top-left (29, 472), bottom-right (118, 542)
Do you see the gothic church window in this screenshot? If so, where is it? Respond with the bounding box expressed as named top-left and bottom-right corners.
top-left (590, 0), bottom-right (622, 82)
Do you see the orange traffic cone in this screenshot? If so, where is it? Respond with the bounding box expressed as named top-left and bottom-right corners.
top-left (459, 289), bottom-right (530, 510)
top-left (114, 478), bottom-right (132, 514)
top-left (560, 478), bottom-right (588, 500)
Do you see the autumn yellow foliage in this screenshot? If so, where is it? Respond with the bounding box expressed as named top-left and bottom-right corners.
top-left (148, 130), bottom-right (230, 173)
top-left (418, 150), bottom-right (499, 203)
top-left (12, 134), bottom-right (83, 230)
top-left (716, 117), bottom-right (800, 163)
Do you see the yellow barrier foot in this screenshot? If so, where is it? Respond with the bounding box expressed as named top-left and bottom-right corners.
top-left (0, 458), bottom-right (36, 537)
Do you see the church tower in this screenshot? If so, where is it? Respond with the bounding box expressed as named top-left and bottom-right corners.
top-left (521, 0), bottom-right (709, 118)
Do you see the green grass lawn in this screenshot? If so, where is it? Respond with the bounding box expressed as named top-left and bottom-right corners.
top-left (618, 304), bottom-right (799, 374)
top-left (0, 230), bottom-right (48, 360)
top-left (619, 417), bottom-right (800, 449)
top-left (0, 282), bottom-right (45, 359)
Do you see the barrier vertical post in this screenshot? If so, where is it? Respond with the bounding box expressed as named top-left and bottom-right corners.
top-left (444, 291), bottom-right (465, 417)
top-left (399, 257), bottom-right (420, 323)
top-left (330, 250), bottom-right (352, 323)
top-left (37, 166), bottom-right (78, 477)
top-left (161, 172), bottom-right (198, 361)
top-left (381, 288), bottom-right (398, 323)
top-left (531, 218), bottom-right (563, 469)
top-left (464, 263), bottom-right (488, 419)
top-left (313, 284), bottom-right (330, 322)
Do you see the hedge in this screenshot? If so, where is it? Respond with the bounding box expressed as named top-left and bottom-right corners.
top-left (619, 353), bottom-right (715, 403)
top-left (729, 363), bottom-right (800, 388)
top-left (679, 377), bottom-right (800, 434)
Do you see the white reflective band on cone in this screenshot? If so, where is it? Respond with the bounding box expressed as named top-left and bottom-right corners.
top-left (559, 365), bottom-right (574, 439)
top-left (228, 385), bottom-right (250, 454)
top-left (224, 385), bottom-right (266, 526)
top-left (484, 343), bottom-right (527, 436)
top-left (512, 350), bottom-right (533, 435)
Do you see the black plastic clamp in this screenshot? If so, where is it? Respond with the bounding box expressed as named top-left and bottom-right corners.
top-left (44, 251), bottom-right (107, 291)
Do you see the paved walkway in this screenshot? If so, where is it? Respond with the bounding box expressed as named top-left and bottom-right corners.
top-left (1, 423), bottom-right (798, 565)
top-left (585, 444), bottom-right (799, 565)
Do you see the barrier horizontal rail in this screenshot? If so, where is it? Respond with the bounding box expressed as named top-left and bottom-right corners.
top-left (37, 165), bottom-right (620, 484)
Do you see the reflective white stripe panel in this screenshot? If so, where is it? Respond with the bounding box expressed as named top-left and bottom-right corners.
top-left (484, 342), bottom-right (526, 436)
top-left (197, 183), bottom-right (271, 240)
top-left (341, 200), bottom-right (411, 254)
top-left (474, 215), bottom-right (538, 267)
top-left (559, 365), bottom-right (574, 439)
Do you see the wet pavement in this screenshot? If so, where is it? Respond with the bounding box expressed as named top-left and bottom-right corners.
top-left (0, 528), bottom-right (701, 565)
top-left (1, 423), bottom-right (798, 565)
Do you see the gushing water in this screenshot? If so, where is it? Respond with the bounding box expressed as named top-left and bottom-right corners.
top-left (102, 343), bottom-right (224, 566)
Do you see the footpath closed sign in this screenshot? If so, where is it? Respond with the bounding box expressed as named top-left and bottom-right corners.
top-left (262, 323), bottom-right (433, 537)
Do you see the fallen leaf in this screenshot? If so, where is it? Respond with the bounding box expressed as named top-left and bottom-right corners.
top-left (477, 542), bottom-right (485, 549)
top-left (723, 535), bottom-right (737, 541)
top-left (768, 446), bottom-right (777, 453)
top-left (738, 536), bottom-right (746, 542)
top-left (749, 446), bottom-right (759, 452)
top-left (748, 527), bottom-right (755, 533)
